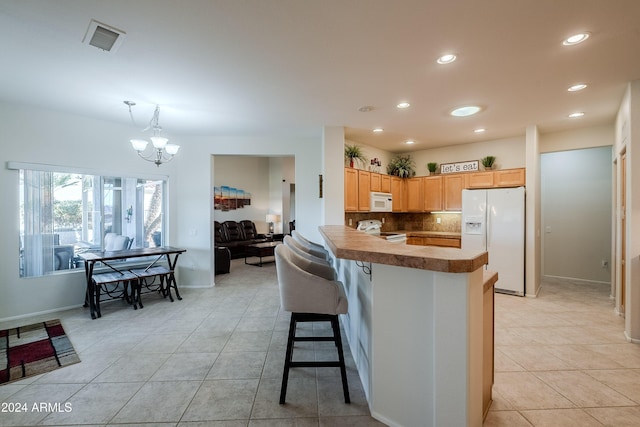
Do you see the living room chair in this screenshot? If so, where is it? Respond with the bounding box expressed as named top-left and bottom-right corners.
top-left (274, 244), bottom-right (350, 405)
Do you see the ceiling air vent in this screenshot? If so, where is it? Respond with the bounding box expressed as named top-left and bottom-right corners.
top-left (82, 19), bottom-right (126, 52)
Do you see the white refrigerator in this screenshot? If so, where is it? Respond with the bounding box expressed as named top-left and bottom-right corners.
top-left (462, 186), bottom-right (525, 296)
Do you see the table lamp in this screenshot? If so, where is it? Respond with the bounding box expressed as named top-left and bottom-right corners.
top-left (266, 214), bottom-right (281, 234)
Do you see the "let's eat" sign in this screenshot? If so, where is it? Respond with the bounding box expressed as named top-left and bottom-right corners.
top-left (440, 160), bottom-right (480, 174)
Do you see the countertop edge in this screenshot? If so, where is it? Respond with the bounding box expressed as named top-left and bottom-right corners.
top-left (319, 225), bottom-right (487, 273)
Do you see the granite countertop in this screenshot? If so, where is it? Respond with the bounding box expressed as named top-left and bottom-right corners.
top-left (319, 225), bottom-right (486, 273)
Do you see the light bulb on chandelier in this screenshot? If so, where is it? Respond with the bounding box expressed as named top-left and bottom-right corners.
top-left (125, 101), bottom-right (180, 166)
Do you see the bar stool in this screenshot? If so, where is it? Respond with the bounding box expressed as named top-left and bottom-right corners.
top-left (292, 230), bottom-right (329, 258)
top-left (274, 244), bottom-right (350, 404)
top-left (283, 235), bottom-right (332, 267)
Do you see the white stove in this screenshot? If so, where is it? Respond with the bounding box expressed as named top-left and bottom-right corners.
top-left (356, 220), bottom-right (407, 244)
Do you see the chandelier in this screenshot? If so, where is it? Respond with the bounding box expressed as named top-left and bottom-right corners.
top-left (125, 101), bottom-right (180, 166)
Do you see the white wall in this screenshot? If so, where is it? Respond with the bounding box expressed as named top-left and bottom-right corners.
top-left (410, 136), bottom-right (526, 175)
top-left (213, 156), bottom-right (271, 233)
top-left (541, 124), bottom-right (614, 153)
top-left (541, 147), bottom-right (613, 283)
top-left (0, 102), bottom-right (329, 320)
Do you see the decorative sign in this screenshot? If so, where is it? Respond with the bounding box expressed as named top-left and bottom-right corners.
top-left (440, 160), bottom-right (479, 174)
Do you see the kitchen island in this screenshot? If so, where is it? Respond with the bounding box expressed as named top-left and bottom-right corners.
top-left (319, 225), bottom-right (490, 427)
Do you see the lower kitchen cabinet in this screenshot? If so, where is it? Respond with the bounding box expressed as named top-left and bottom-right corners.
top-left (407, 235), bottom-right (461, 248)
top-left (425, 237), bottom-right (461, 248)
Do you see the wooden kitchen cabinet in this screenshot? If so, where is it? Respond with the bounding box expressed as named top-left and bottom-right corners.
top-left (466, 172), bottom-right (495, 188)
top-left (425, 237), bottom-right (461, 248)
top-left (406, 177), bottom-right (424, 212)
top-left (443, 174), bottom-right (464, 211)
top-left (344, 168), bottom-right (358, 211)
top-left (407, 236), bottom-right (425, 246)
top-left (370, 172), bottom-right (381, 192)
top-left (494, 168), bottom-right (525, 187)
top-left (390, 176), bottom-right (405, 212)
top-left (358, 170), bottom-right (371, 211)
top-left (381, 175), bottom-right (391, 193)
top-left (423, 176), bottom-right (443, 211)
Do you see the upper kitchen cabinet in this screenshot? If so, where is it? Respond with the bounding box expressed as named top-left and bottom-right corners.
top-left (406, 177), bottom-right (424, 212)
top-left (381, 175), bottom-right (391, 193)
top-left (495, 168), bottom-right (526, 187)
top-left (358, 170), bottom-right (371, 211)
top-left (423, 176), bottom-right (443, 212)
top-left (444, 174), bottom-right (464, 211)
top-left (390, 176), bottom-right (405, 212)
top-left (467, 171), bottom-right (495, 188)
top-left (466, 168), bottom-right (525, 189)
top-left (345, 168), bottom-right (358, 211)
top-left (370, 172), bottom-right (381, 192)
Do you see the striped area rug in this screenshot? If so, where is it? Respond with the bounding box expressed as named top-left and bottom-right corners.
top-left (0, 319), bottom-right (80, 384)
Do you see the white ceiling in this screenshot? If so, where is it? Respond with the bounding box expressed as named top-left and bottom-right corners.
top-left (1, 0), bottom-right (639, 153)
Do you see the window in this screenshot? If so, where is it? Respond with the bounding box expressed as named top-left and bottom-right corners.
top-left (17, 165), bottom-right (167, 278)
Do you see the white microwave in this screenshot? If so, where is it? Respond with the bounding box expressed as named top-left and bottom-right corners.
top-left (370, 192), bottom-right (393, 212)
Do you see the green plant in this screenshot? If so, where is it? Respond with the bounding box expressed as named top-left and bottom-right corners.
top-left (481, 156), bottom-right (496, 169)
top-left (387, 154), bottom-right (416, 178)
top-left (427, 162), bottom-right (438, 173)
top-left (344, 144), bottom-right (367, 167)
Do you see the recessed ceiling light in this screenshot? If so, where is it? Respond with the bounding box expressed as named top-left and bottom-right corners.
top-left (568, 112), bottom-right (585, 118)
top-left (437, 54), bottom-right (457, 64)
top-left (373, 128), bottom-right (384, 133)
top-left (450, 105), bottom-right (482, 117)
top-left (563, 33), bottom-right (590, 46)
top-left (405, 140), bottom-right (415, 145)
top-left (568, 83), bottom-right (588, 92)
top-left (397, 102), bottom-right (410, 109)
top-left (474, 128), bottom-right (486, 133)
top-left (358, 105), bottom-right (374, 112)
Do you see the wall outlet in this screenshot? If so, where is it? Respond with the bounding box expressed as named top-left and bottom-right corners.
top-left (436, 217), bottom-right (441, 224)
top-left (381, 217), bottom-right (385, 224)
top-left (348, 218), bottom-right (352, 226)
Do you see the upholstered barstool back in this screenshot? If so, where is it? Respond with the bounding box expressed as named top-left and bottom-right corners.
top-left (283, 235), bottom-right (331, 267)
top-left (285, 233), bottom-right (328, 260)
top-left (292, 230), bottom-right (328, 254)
top-left (274, 244), bottom-right (350, 404)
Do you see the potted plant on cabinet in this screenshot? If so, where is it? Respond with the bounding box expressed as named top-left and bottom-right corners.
top-left (344, 144), bottom-right (367, 168)
top-left (387, 154), bottom-right (416, 178)
top-left (481, 156), bottom-right (496, 170)
top-left (427, 162), bottom-right (438, 175)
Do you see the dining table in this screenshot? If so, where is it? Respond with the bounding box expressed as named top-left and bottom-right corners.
top-left (77, 246), bottom-right (186, 319)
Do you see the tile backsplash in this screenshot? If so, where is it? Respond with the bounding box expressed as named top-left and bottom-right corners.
top-left (344, 212), bottom-right (461, 233)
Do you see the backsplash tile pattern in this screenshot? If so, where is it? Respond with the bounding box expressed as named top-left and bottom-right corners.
top-left (344, 212), bottom-right (461, 233)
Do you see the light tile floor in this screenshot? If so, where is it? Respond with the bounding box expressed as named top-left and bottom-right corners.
top-left (2, 262), bottom-right (639, 426)
top-left (486, 277), bottom-right (640, 427)
top-left (0, 259), bottom-right (383, 427)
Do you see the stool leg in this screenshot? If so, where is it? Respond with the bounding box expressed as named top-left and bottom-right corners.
top-left (94, 281), bottom-right (102, 319)
top-left (280, 314), bottom-right (297, 404)
top-left (332, 315), bottom-right (350, 404)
